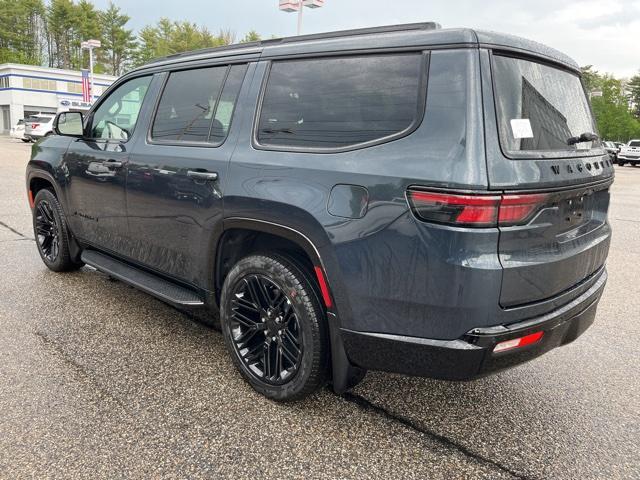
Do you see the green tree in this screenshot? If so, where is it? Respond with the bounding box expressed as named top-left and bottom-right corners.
top-left (627, 73), bottom-right (640, 119)
top-left (74, 0), bottom-right (103, 71)
top-left (580, 65), bottom-right (603, 94)
top-left (45, 0), bottom-right (78, 68)
top-left (100, 2), bottom-right (136, 76)
top-left (133, 19), bottom-right (235, 67)
top-left (591, 76), bottom-right (640, 142)
top-left (0, 0), bottom-right (46, 65)
top-left (240, 30), bottom-right (261, 43)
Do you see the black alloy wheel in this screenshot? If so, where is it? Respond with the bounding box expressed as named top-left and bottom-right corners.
top-left (229, 274), bottom-right (303, 385)
top-left (220, 254), bottom-right (329, 401)
top-left (32, 189), bottom-right (83, 272)
top-left (35, 199), bottom-right (60, 262)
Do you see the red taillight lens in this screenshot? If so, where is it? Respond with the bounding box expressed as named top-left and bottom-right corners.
top-left (407, 189), bottom-right (549, 227)
top-left (31, 123), bottom-right (39, 129)
top-left (493, 331), bottom-right (544, 353)
top-left (407, 190), bottom-right (500, 227)
top-left (498, 194), bottom-right (549, 226)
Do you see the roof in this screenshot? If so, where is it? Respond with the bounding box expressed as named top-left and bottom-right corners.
top-left (130, 23), bottom-right (579, 74)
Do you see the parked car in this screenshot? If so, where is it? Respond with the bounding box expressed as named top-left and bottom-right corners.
top-left (24, 114), bottom-right (55, 141)
top-left (26, 24), bottom-right (613, 401)
top-left (602, 141), bottom-right (619, 163)
top-left (9, 119), bottom-right (30, 142)
top-left (617, 140), bottom-right (640, 166)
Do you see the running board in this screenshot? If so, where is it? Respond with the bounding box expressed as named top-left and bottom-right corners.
top-left (81, 250), bottom-right (204, 307)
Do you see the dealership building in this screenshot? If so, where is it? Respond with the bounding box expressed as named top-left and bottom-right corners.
top-left (0, 63), bottom-right (117, 133)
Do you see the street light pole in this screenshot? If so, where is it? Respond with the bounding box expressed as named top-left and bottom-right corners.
top-left (279, 0), bottom-right (325, 35)
top-left (297, 3), bottom-right (304, 35)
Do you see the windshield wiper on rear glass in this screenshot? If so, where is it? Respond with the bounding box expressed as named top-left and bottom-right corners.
top-left (567, 132), bottom-right (599, 145)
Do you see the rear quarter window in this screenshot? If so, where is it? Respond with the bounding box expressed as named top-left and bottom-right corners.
top-left (256, 53), bottom-right (425, 150)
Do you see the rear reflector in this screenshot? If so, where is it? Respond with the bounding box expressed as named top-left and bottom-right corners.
top-left (314, 266), bottom-right (333, 308)
top-left (493, 331), bottom-right (544, 353)
top-left (407, 189), bottom-right (549, 227)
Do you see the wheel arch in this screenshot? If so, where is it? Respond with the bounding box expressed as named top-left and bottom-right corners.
top-left (26, 169), bottom-right (62, 208)
top-left (214, 217), bottom-right (363, 393)
top-left (215, 218), bottom-right (326, 300)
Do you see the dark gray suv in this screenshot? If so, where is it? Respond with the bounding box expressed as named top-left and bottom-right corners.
top-left (26, 23), bottom-right (613, 401)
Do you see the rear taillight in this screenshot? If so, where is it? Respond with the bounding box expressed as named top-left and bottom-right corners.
top-left (31, 123), bottom-right (39, 129)
top-left (493, 331), bottom-right (544, 353)
top-left (498, 194), bottom-right (549, 226)
top-left (407, 189), bottom-right (549, 227)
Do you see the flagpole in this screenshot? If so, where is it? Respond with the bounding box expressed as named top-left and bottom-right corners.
top-left (88, 47), bottom-right (94, 101)
top-left (81, 39), bottom-right (101, 104)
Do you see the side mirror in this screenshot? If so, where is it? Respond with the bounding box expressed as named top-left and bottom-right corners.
top-left (54, 111), bottom-right (84, 137)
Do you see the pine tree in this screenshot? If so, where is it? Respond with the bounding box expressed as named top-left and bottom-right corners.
top-left (100, 2), bottom-right (136, 76)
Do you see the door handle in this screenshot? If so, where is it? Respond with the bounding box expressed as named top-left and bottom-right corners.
top-left (103, 160), bottom-right (123, 168)
top-left (187, 170), bottom-right (218, 181)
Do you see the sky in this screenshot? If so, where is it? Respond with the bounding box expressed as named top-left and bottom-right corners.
top-left (93, 0), bottom-right (640, 78)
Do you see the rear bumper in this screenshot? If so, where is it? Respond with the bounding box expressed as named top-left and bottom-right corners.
top-left (341, 269), bottom-right (606, 380)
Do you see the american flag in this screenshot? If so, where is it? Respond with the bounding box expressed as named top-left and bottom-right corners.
top-left (81, 69), bottom-right (91, 102)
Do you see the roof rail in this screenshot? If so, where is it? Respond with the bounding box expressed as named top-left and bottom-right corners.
top-left (144, 41), bottom-right (262, 66)
top-left (262, 22), bottom-right (442, 46)
top-left (140, 22), bottom-right (442, 68)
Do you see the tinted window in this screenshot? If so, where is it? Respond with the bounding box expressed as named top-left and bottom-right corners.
top-left (91, 76), bottom-right (151, 140)
top-left (257, 54), bottom-right (424, 149)
top-left (210, 64), bottom-right (248, 143)
top-left (152, 65), bottom-right (243, 143)
top-left (629, 141), bottom-right (640, 147)
top-left (493, 55), bottom-right (598, 156)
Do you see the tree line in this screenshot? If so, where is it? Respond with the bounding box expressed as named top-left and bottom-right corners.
top-left (0, 0), bottom-right (262, 76)
top-left (581, 66), bottom-right (640, 142)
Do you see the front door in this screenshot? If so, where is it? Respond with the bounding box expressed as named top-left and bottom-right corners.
top-left (64, 76), bottom-right (152, 252)
top-left (125, 64), bottom-right (250, 285)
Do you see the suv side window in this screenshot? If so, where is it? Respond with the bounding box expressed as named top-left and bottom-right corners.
top-left (257, 53), bottom-right (425, 150)
top-left (151, 64), bottom-right (247, 144)
top-left (90, 76), bottom-right (152, 141)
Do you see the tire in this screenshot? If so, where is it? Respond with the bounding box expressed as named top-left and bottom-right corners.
top-left (631, 162), bottom-right (638, 167)
top-left (32, 189), bottom-right (83, 272)
top-left (618, 161), bottom-right (625, 166)
top-left (220, 253), bottom-right (329, 401)
top-left (21, 138), bottom-right (30, 143)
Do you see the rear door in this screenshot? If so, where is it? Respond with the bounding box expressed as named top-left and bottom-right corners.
top-left (482, 52), bottom-right (614, 307)
top-left (125, 63), bottom-right (250, 285)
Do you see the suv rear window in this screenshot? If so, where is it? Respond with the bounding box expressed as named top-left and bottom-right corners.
top-left (492, 55), bottom-right (599, 157)
top-left (257, 54), bottom-right (425, 150)
top-left (629, 141), bottom-right (640, 147)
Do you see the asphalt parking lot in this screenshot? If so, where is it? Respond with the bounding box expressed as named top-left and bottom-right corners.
top-left (0, 135), bottom-right (638, 479)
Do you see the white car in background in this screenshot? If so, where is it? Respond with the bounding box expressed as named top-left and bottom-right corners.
top-left (9, 119), bottom-right (30, 142)
top-left (24, 114), bottom-right (56, 142)
top-left (617, 139), bottom-right (640, 167)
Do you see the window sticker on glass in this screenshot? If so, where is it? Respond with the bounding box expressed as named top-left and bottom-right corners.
top-left (510, 119), bottom-right (534, 139)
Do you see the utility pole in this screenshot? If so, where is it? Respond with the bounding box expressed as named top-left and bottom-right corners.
top-left (80, 39), bottom-right (101, 102)
top-left (279, 0), bottom-right (325, 35)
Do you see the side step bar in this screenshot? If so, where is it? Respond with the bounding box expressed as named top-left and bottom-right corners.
top-left (81, 250), bottom-right (204, 307)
